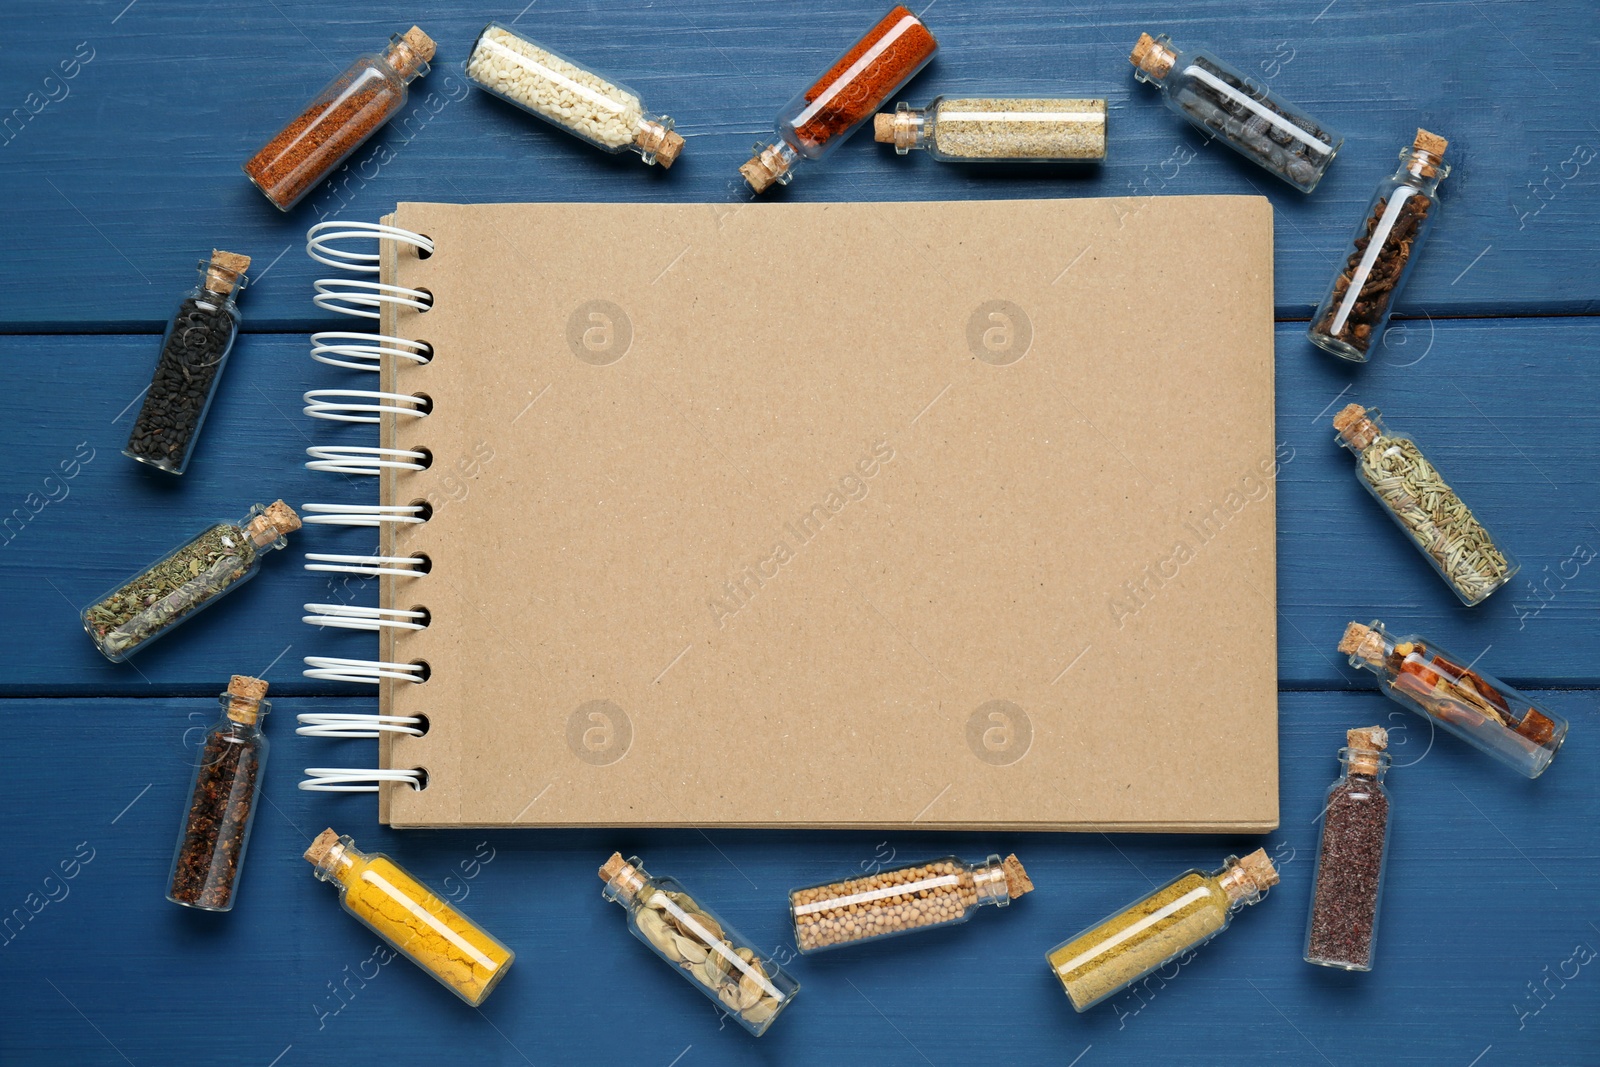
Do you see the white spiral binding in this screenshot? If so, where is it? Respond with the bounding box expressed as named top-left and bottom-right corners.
top-left (296, 713), bottom-right (427, 737)
top-left (304, 553), bottom-right (429, 577)
top-left (303, 603), bottom-right (429, 632)
top-left (305, 445), bottom-right (431, 475)
top-left (304, 389), bottom-right (431, 423)
top-left (306, 220), bottom-right (434, 273)
top-left (313, 278), bottom-right (433, 320)
top-left (300, 768), bottom-right (426, 793)
top-left (301, 503), bottom-right (428, 527)
top-left (311, 331), bottom-right (432, 372)
top-left (302, 656), bottom-right (428, 684)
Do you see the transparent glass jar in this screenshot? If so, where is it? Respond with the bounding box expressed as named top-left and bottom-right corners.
top-left (466, 23), bottom-right (683, 167)
top-left (244, 27), bottom-right (434, 211)
top-left (741, 5), bottom-right (937, 192)
top-left (791, 853), bottom-right (1033, 952)
top-left (1304, 727), bottom-right (1391, 970)
top-left (167, 676), bottom-right (270, 912)
top-left (600, 853), bottom-right (799, 1036)
top-left (1129, 32), bottom-right (1340, 192)
top-left (1311, 130), bottom-right (1450, 361)
top-left (1046, 849), bottom-right (1277, 1012)
top-left (81, 500), bottom-right (301, 662)
top-left (875, 97), bottom-right (1106, 162)
top-left (1341, 621), bottom-right (1568, 778)
top-left (1332, 404), bottom-right (1517, 605)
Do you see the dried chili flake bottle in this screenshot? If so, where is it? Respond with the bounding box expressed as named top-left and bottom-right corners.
top-left (244, 27), bottom-right (435, 211)
top-left (874, 97), bottom-right (1106, 162)
top-left (1341, 621), bottom-right (1568, 778)
top-left (1304, 726), bottom-right (1391, 971)
top-left (1310, 129), bottom-right (1450, 361)
top-left (740, 6), bottom-right (937, 193)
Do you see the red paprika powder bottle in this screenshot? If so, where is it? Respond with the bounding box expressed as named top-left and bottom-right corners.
top-left (740, 6), bottom-right (937, 193)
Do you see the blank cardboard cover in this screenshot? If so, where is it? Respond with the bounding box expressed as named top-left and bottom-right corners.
top-left (374, 196), bottom-right (1278, 831)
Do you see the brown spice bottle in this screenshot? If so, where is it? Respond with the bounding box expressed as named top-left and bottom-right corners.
top-left (1304, 726), bottom-right (1391, 971)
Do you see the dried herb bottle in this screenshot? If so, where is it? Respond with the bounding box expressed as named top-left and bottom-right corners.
top-left (874, 97), bottom-right (1106, 162)
top-left (1046, 849), bottom-right (1278, 1012)
top-left (304, 829), bottom-right (514, 1006)
top-left (1129, 32), bottom-right (1341, 192)
top-left (466, 23), bottom-right (683, 167)
top-left (1333, 404), bottom-right (1517, 605)
top-left (791, 853), bottom-right (1033, 953)
top-left (1305, 727), bottom-right (1391, 971)
top-left (244, 27), bottom-right (435, 211)
top-left (125, 250), bottom-right (250, 475)
top-left (1341, 621), bottom-right (1568, 778)
top-left (1310, 130), bottom-right (1451, 361)
top-left (81, 500), bottom-right (302, 662)
top-left (600, 853), bottom-right (799, 1036)
top-left (167, 675), bottom-right (270, 912)
top-left (741, 6), bottom-right (937, 193)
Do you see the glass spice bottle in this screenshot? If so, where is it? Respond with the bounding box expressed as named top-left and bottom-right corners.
top-left (81, 500), bottom-right (302, 662)
top-left (740, 5), bottom-right (937, 193)
top-left (1046, 848), bottom-right (1278, 1012)
top-left (167, 675), bottom-right (270, 912)
top-left (304, 829), bottom-right (514, 1006)
top-left (466, 23), bottom-right (684, 168)
top-left (790, 853), bottom-right (1033, 953)
top-left (1341, 621), bottom-right (1568, 778)
top-left (1332, 404), bottom-right (1517, 605)
top-left (1310, 129), bottom-right (1451, 361)
top-left (1129, 32), bottom-right (1341, 193)
top-left (874, 97), bottom-right (1106, 162)
top-left (1304, 726), bottom-right (1391, 971)
top-left (243, 27), bottom-right (435, 211)
top-left (600, 853), bottom-right (799, 1036)
top-left (125, 250), bottom-right (250, 475)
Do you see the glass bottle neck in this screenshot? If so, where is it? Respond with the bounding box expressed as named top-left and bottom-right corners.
top-left (1394, 146), bottom-right (1448, 193)
top-left (385, 40), bottom-right (429, 82)
top-left (602, 856), bottom-right (651, 907)
top-left (972, 860), bottom-right (1010, 907)
top-left (313, 838), bottom-right (364, 883)
top-left (1340, 749), bottom-right (1391, 781)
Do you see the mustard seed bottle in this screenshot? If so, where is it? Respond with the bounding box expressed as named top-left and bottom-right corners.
top-left (1341, 621), bottom-right (1568, 778)
top-left (600, 853), bottom-right (799, 1036)
top-left (874, 97), bottom-right (1106, 162)
top-left (1046, 849), bottom-right (1278, 1012)
top-left (790, 853), bottom-right (1033, 953)
top-left (1333, 404), bottom-right (1518, 605)
top-left (1304, 727), bottom-right (1392, 971)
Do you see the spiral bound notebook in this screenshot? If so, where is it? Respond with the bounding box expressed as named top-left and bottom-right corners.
top-left (303, 196), bottom-right (1280, 831)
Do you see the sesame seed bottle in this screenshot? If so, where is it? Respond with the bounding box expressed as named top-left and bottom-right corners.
top-left (1129, 32), bottom-right (1341, 192)
top-left (873, 97), bottom-right (1106, 162)
top-left (1304, 727), bottom-right (1392, 971)
top-left (1310, 129), bottom-right (1451, 361)
top-left (790, 853), bottom-right (1034, 953)
top-left (1340, 621), bottom-right (1568, 778)
top-left (466, 24), bottom-right (683, 168)
top-left (1046, 849), bottom-right (1278, 1012)
top-left (1332, 404), bottom-right (1517, 605)
top-left (599, 853), bottom-right (800, 1036)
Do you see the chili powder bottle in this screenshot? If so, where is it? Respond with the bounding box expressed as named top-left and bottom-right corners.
top-left (1304, 726), bottom-right (1392, 971)
top-left (740, 6), bottom-right (937, 193)
top-left (167, 675), bottom-right (270, 912)
top-left (244, 27), bottom-right (435, 211)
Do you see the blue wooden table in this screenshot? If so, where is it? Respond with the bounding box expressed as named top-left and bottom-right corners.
top-left (3, 2), bottom-right (1597, 1064)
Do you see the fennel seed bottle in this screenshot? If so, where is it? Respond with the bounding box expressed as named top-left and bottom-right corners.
top-left (874, 97), bottom-right (1106, 161)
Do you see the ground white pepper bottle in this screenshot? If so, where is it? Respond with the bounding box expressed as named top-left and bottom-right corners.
top-left (1333, 404), bottom-right (1517, 605)
top-left (81, 501), bottom-right (302, 661)
top-left (466, 23), bottom-right (683, 167)
top-left (600, 853), bottom-right (799, 1036)
top-left (1046, 849), bottom-right (1278, 1012)
top-left (791, 853), bottom-right (1033, 953)
top-left (1341, 621), bottom-right (1568, 778)
top-left (1129, 32), bottom-right (1340, 192)
top-left (874, 97), bottom-right (1106, 162)
top-left (1304, 727), bottom-right (1392, 972)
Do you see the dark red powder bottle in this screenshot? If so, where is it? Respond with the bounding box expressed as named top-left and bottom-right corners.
top-left (1304, 725), bottom-right (1391, 971)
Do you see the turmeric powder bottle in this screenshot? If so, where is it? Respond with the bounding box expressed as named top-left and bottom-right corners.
top-left (304, 829), bottom-right (514, 1005)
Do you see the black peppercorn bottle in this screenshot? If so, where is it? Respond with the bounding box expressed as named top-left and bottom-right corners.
top-left (125, 250), bottom-right (251, 475)
top-left (167, 676), bottom-right (270, 912)
top-left (1305, 726), bottom-right (1391, 971)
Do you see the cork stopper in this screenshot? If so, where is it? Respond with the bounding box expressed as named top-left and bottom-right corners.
top-left (873, 113), bottom-right (895, 142)
top-left (1001, 854), bottom-right (1035, 898)
top-left (225, 674), bottom-right (269, 724)
top-left (635, 121), bottom-right (684, 168)
top-left (1347, 725), bottom-right (1389, 775)
top-left (1332, 403), bottom-right (1380, 450)
top-left (599, 851), bottom-right (647, 902)
top-left (1235, 848), bottom-right (1279, 892)
top-left (205, 250), bottom-right (250, 295)
top-left (1413, 128), bottom-right (1448, 158)
top-left (401, 26), bottom-right (436, 62)
top-left (1338, 621), bottom-right (1386, 667)
top-left (303, 828), bottom-right (342, 868)
top-left (1130, 33), bottom-right (1177, 79)
top-left (1409, 127), bottom-right (1449, 178)
top-left (740, 144), bottom-right (792, 194)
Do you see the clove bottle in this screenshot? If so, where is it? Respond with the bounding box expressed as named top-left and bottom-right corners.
top-left (791, 853), bottom-right (1033, 953)
top-left (167, 676), bottom-right (270, 912)
top-left (741, 6), bottom-right (937, 193)
top-left (1046, 849), bottom-right (1278, 1012)
top-left (600, 853), bottom-right (799, 1036)
top-left (1304, 727), bottom-right (1391, 971)
top-left (466, 23), bottom-right (683, 167)
top-left (1129, 32), bottom-right (1340, 192)
top-left (1333, 404), bottom-right (1517, 605)
top-left (244, 27), bottom-right (435, 211)
top-left (1341, 621), bottom-right (1568, 778)
top-left (125, 251), bottom-right (250, 475)
top-left (1310, 130), bottom-right (1451, 361)
top-left (81, 500), bottom-right (301, 662)
top-left (873, 97), bottom-right (1106, 162)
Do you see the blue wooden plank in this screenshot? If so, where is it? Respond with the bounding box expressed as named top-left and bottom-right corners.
top-left (0, 0), bottom-right (1595, 329)
top-left (0, 692), bottom-right (1594, 1065)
